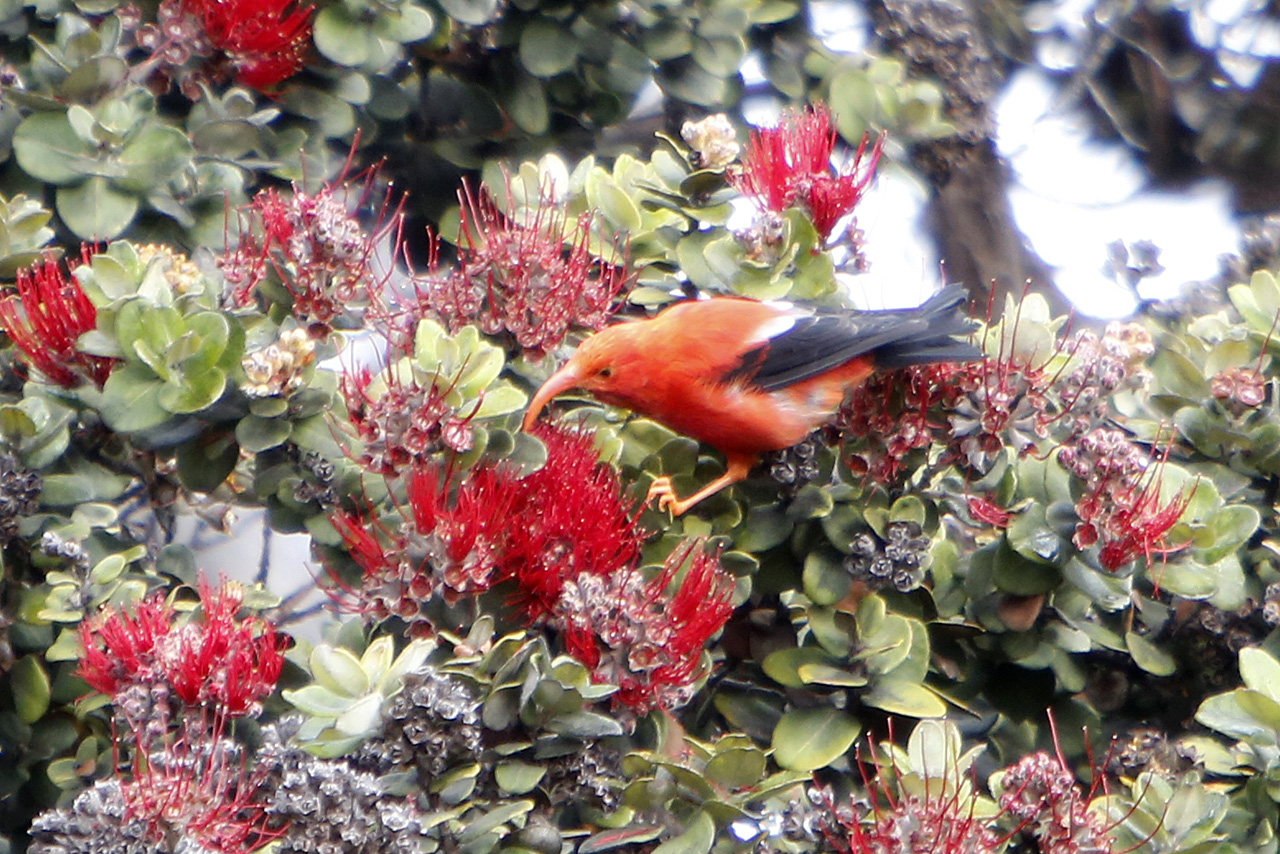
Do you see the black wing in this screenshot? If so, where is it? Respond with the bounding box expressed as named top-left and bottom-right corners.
top-left (731, 286), bottom-right (979, 392)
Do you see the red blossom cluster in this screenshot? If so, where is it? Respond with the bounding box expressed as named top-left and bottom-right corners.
top-left (732, 103), bottom-right (884, 243)
top-left (78, 579), bottom-right (286, 717)
top-left (841, 321), bottom-right (1154, 485)
top-left (339, 363), bottom-right (478, 477)
top-left (0, 249), bottom-right (115, 389)
top-left (72, 580), bottom-right (287, 853)
top-left (842, 318), bottom-right (1180, 572)
top-left (332, 422), bottom-right (644, 627)
top-left (1058, 428), bottom-right (1192, 572)
top-left (841, 361), bottom-right (973, 484)
top-left (557, 542), bottom-right (734, 712)
top-left (133, 0), bottom-right (312, 94)
top-left (821, 732), bottom-right (1118, 854)
top-left (1211, 365), bottom-right (1267, 416)
top-left (186, 0), bottom-right (314, 91)
top-left (332, 422), bottom-right (733, 711)
top-left (999, 751), bottom-right (1115, 854)
top-left (125, 734), bottom-right (280, 854)
top-left (829, 786), bottom-right (1001, 854)
top-left (413, 181), bottom-right (630, 359)
top-left (819, 749), bottom-right (1001, 854)
top-left (222, 162), bottom-right (402, 334)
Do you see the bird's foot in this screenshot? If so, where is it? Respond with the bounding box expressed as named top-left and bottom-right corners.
top-left (645, 476), bottom-right (686, 516)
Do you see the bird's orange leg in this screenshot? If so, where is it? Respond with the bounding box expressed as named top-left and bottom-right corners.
top-left (646, 455), bottom-right (755, 516)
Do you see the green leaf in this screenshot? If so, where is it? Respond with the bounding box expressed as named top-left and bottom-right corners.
top-left (1007, 503), bottom-right (1063, 563)
top-left (1125, 631), bottom-right (1176, 676)
top-left (862, 678), bottom-right (947, 718)
top-left (178, 312), bottom-right (232, 372)
top-left (236, 415), bottom-right (292, 453)
top-left (691, 35), bottom-right (745, 77)
top-left (1196, 692), bottom-right (1274, 743)
top-left (176, 433), bottom-right (240, 494)
top-left (596, 179), bottom-right (642, 232)
top-left (283, 685), bottom-right (355, 717)
top-left (495, 761), bottom-right (546, 795)
top-left (656, 59), bottom-right (733, 108)
top-left (311, 645), bottom-right (370, 698)
top-left (802, 548), bottom-right (850, 606)
top-left (1156, 561), bottom-right (1217, 600)
top-left (787, 485), bottom-right (834, 520)
top-left (762, 646), bottom-right (835, 688)
top-left (796, 661), bottom-right (867, 687)
top-left (88, 554), bottom-right (126, 585)
top-left (457, 800), bottom-right (535, 843)
top-left (438, 0), bottom-right (498, 25)
top-left (12, 656), bottom-right (51, 724)
top-left (504, 70), bottom-right (549, 135)
top-left (771, 707), bottom-right (860, 771)
top-left (336, 693), bottom-right (384, 736)
top-left (1236, 689), bottom-right (1280, 733)
top-left (547, 709), bottom-right (624, 738)
top-left (735, 504), bottom-right (792, 552)
top-left (314, 6), bottom-right (372, 66)
top-left (993, 541), bottom-right (1061, 595)
top-left (703, 746), bottom-right (766, 790)
top-left (641, 21), bottom-right (692, 60)
top-left (41, 464), bottom-right (131, 505)
top-left (1203, 505), bottom-right (1261, 564)
top-left (580, 826), bottom-right (665, 854)
top-left (13, 112), bottom-right (86, 185)
top-left (519, 18), bottom-right (579, 78)
top-left (117, 123), bottom-right (192, 190)
top-left (712, 690), bottom-right (783, 742)
top-left (375, 3), bottom-right (435, 43)
top-left (473, 384), bottom-right (527, 419)
top-left (57, 178), bottom-right (139, 241)
top-left (1240, 647), bottom-right (1280, 703)
top-left (652, 811), bottom-right (714, 854)
top-left (157, 367), bottom-right (226, 414)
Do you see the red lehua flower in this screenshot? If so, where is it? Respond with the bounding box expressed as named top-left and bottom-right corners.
top-left (416, 180), bottom-right (629, 359)
top-left (504, 422), bottom-right (646, 619)
top-left (182, 0), bottom-right (314, 90)
top-left (331, 462), bottom-right (524, 630)
top-left (166, 579), bottom-right (286, 715)
top-left (78, 579), bottom-right (285, 717)
top-left (999, 751), bottom-right (1115, 854)
top-left (1059, 429), bottom-right (1193, 573)
top-left (408, 463), bottom-right (522, 598)
top-left (125, 729), bottom-right (281, 854)
top-left (733, 104), bottom-right (884, 242)
top-left (0, 249), bottom-right (115, 389)
top-left (818, 733), bottom-right (1002, 854)
top-left (330, 421), bottom-right (649, 636)
top-left (1095, 476), bottom-right (1194, 573)
top-left (222, 158), bottom-right (404, 333)
top-left (557, 540), bottom-right (734, 713)
top-left (339, 359), bottom-right (477, 478)
top-left (78, 594), bottom-right (174, 696)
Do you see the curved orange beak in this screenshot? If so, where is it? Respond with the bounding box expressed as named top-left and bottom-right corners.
top-left (523, 364), bottom-right (584, 431)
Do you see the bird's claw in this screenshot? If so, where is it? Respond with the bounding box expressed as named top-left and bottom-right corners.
top-left (646, 476), bottom-right (678, 515)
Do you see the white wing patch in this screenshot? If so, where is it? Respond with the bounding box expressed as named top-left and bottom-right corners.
top-left (752, 312), bottom-right (799, 344)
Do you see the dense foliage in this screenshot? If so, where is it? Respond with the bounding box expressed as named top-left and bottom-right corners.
top-left (1, 0), bottom-right (1279, 853)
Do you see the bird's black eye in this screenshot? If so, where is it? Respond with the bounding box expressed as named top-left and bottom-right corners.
top-left (599, 367), bottom-right (613, 378)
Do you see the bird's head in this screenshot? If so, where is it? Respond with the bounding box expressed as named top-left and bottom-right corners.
top-left (522, 326), bottom-right (635, 430)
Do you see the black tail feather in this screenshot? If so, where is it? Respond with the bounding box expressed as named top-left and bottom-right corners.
top-left (871, 286), bottom-right (981, 369)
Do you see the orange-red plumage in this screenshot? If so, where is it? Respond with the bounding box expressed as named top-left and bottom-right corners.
top-left (524, 288), bottom-right (977, 515)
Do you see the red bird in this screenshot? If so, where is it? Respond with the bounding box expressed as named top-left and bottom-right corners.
top-left (523, 287), bottom-right (979, 515)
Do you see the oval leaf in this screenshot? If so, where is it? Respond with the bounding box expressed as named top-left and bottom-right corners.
top-left (771, 706), bottom-right (860, 771)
